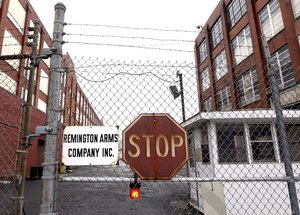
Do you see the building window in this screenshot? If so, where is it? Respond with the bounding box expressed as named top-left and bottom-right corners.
top-left (259, 0), bottom-right (284, 40)
top-left (22, 88), bottom-right (35, 105)
top-left (237, 68), bottom-right (260, 107)
top-left (210, 18), bottom-right (223, 49)
top-left (200, 126), bottom-right (210, 164)
top-left (216, 86), bottom-right (232, 111)
top-left (198, 39), bottom-right (207, 64)
top-left (231, 25), bottom-right (253, 65)
top-left (286, 124), bottom-right (300, 161)
top-left (0, 71), bottom-right (17, 94)
top-left (188, 137), bottom-right (195, 168)
top-left (291, 0), bottom-right (300, 18)
top-left (201, 68), bottom-right (210, 92)
top-left (43, 42), bottom-right (51, 68)
top-left (77, 91), bottom-right (80, 105)
top-left (213, 50), bottom-right (228, 80)
top-left (76, 107), bottom-right (80, 123)
top-left (227, 0), bottom-right (247, 28)
top-left (39, 69), bottom-right (49, 95)
top-left (217, 123), bottom-right (248, 163)
top-left (202, 97), bottom-right (212, 112)
top-left (7, 0), bottom-right (26, 34)
top-left (271, 45), bottom-right (295, 89)
top-left (37, 98), bottom-right (47, 113)
top-left (193, 126), bottom-right (211, 165)
top-left (249, 124), bottom-right (275, 162)
top-left (2, 29), bottom-right (21, 69)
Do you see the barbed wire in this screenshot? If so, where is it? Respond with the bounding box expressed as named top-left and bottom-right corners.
top-left (0, 52), bottom-right (287, 75)
top-left (74, 70), bottom-right (176, 83)
top-left (64, 41), bottom-right (194, 52)
top-left (65, 23), bottom-right (198, 33)
top-left (65, 33), bottom-right (194, 43)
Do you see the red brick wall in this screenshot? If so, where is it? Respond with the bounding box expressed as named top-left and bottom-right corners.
top-left (0, 87), bottom-right (21, 177)
top-left (0, 87), bottom-right (47, 177)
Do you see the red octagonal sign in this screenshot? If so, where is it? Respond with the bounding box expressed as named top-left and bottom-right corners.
top-left (122, 113), bottom-right (188, 180)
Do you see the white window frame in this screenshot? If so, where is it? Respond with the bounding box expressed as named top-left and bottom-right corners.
top-left (210, 18), bottom-right (223, 49)
top-left (201, 67), bottom-right (211, 92)
top-left (271, 45), bottom-right (295, 89)
top-left (198, 39), bottom-right (207, 63)
top-left (216, 86), bottom-right (232, 111)
top-left (259, 0), bottom-right (284, 40)
top-left (227, 0), bottom-right (247, 28)
top-left (231, 25), bottom-right (253, 65)
top-left (213, 50), bottom-right (228, 80)
top-left (237, 68), bottom-right (260, 106)
top-left (202, 97), bottom-right (212, 112)
top-left (248, 123), bottom-right (276, 163)
top-left (291, 0), bottom-right (300, 18)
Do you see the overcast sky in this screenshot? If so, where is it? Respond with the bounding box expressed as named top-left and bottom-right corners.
top-left (29, 0), bottom-right (220, 62)
top-left (28, 1), bottom-right (220, 125)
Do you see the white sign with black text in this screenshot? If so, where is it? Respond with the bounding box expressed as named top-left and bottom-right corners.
top-left (62, 126), bottom-right (119, 165)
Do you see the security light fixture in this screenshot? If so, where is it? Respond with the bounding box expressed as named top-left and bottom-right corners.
top-left (169, 70), bottom-right (186, 122)
top-left (169, 85), bottom-right (181, 99)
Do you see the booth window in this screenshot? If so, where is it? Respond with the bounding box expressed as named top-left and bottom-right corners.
top-left (249, 124), bottom-right (275, 162)
top-left (286, 124), bottom-right (300, 161)
top-left (217, 123), bottom-right (248, 163)
top-left (201, 126), bottom-right (210, 164)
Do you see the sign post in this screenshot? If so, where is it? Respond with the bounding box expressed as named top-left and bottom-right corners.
top-left (123, 113), bottom-right (188, 180)
top-left (62, 126), bottom-right (119, 165)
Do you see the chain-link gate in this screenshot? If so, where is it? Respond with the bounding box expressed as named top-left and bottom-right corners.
top-left (52, 56), bottom-right (300, 215)
top-left (55, 57), bottom-right (200, 215)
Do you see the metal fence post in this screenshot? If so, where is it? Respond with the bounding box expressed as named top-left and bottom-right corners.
top-left (15, 21), bottom-right (39, 215)
top-left (262, 35), bottom-right (300, 215)
top-left (39, 3), bottom-right (66, 215)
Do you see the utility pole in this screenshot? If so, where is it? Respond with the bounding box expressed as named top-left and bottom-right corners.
top-left (40, 3), bottom-right (66, 214)
top-left (177, 71), bottom-right (186, 122)
top-left (262, 35), bottom-right (300, 215)
top-left (15, 21), bottom-right (40, 215)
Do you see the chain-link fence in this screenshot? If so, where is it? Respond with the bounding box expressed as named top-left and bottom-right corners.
top-left (55, 56), bottom-right (300, 215)
top-left (0, 56), bottom-right (31, 215)
top-left (56, 57), bottom-right (199, 215)
top-left (1, 54), bottom-right (300, 214)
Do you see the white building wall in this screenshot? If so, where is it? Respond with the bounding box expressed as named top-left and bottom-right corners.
top-left (185, 113), bottom-right (300, 215)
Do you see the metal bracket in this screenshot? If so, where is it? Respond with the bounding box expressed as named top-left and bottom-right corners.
top-left (42, 176), bottom-right (56, 180)
top-left (15, 150), bottom-right (28, 154)
top-left (11, 196), bottom-right (24, 200)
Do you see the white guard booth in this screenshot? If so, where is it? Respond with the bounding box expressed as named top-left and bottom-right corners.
top-left (182, 110), bottom-right (300, 215)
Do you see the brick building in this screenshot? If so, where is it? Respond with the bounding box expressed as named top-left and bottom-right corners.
top-left (195, 0), bottom-right (300, 112)
top-left (0, 0), bottom-right (102, 177)
top-left (186, 1), bottom-right (300, 213)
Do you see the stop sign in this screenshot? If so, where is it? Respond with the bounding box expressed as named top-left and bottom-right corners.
top-left (122, 113), bottom-right (188, 180)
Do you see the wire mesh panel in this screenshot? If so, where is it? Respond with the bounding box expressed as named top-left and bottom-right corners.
top-left (56, 57), bottom-right (199, 214)
top-left (55, 56), bottom-right (300, 215)
top-left (0, 58), bottom-right (26, 215)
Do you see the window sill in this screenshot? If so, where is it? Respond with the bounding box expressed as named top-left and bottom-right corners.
top-left (239, 96), bottom-right (260, 107)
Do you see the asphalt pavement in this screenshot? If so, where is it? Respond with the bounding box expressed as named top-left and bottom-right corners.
top-left (21, 163), bottom-right (202, 215)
